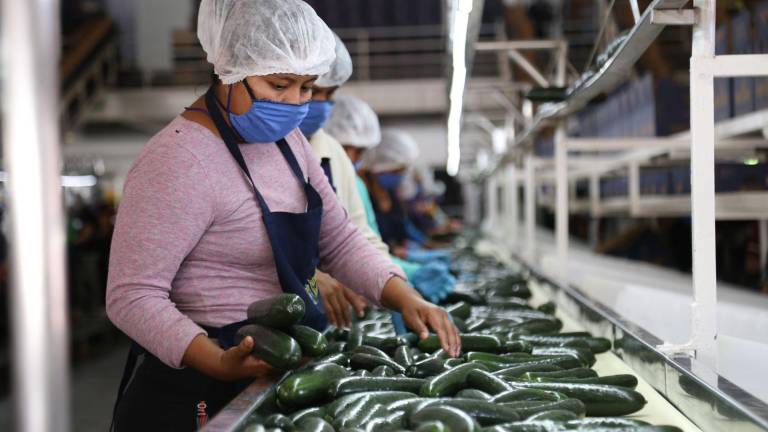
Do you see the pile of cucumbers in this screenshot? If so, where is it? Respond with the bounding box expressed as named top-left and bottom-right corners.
top-left (236, 294), bottom-right (330, 370)
top-left (235, 263), bottom-right (683, 432)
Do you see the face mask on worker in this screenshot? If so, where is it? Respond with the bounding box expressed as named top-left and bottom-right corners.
top-left (299, 100), bottom-right (335, 137)
top-left (377, 172), bottom-right (403, 190)
top-left (227, 81), bottom-right (310, 143)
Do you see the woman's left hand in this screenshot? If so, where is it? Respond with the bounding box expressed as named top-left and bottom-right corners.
top-left (381, 279), bottom-right (461, 357)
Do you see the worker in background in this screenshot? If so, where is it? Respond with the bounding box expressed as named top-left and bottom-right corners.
top-left (401, 165), bottom-right (462, 239)
top-left (299, 33), bottom-right (387, 327)
top-left (355, 129), bottom-right (453, 265)
top-left (325, 105), bottom-right (456, 304)
top-left (106, 1), bottom-right (460, 430)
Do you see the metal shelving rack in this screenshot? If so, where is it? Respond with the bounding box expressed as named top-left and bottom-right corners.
top-left (477, 0), bottom-right (768, 378)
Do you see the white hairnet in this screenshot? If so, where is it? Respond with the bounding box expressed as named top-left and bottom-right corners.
top-left (325, 96), bottom-right (381, 148)
top-left (360, 129), bottom-right (420, 173)
top-left (401, 165), bottom-right (446, 199)
top-left (315, 34), bottom-right (353, 88)
top-left (198, 0), bottom-right (337, 84)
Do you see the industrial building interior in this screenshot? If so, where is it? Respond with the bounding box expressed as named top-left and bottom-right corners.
top-left (1, 0), bottom-right (768, 431)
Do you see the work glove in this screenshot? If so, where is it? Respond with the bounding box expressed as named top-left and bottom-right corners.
top-left (407, 248), bottom-right (452, 265)
top-left (410, 261), bottom-right (456, 303)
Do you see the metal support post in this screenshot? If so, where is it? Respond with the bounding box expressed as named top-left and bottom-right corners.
top-left (589, 175), bottom-right (601, 248)
top-left (486, 175), bottom-right (498, 229)
top-left (688, 0), bottom-right (718, 369)
top-left (525, 155), bottom-right (537, 260)
top-left (760, 220), bottom-right (768, 281)
top-left (554, 124), bottom-right (569, 281)
top-left (629, 162), bottom-right (641, 215)
top-left (506, 165), bottom-right (519, 248)
top-left (2, 0), bottom-right (71, 430)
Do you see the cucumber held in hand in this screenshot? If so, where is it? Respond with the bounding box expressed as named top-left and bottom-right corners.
top-left (288, 325), bottom-right (328, 357)
top-left (235, 324), bottom-right (302, 369)
top-left (247, 294), bottom-right (306, 328)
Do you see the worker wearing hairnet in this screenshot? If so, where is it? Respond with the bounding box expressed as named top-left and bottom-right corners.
top-left (298, 35), bottom-right (385, 327)
top-left (401, 165), bottom-right (462, 239)
top-left (358, 130), bottom-right (453, 266)
top-left (106, 1), bottom-right (459, 429)
top-left (325, 105), bottom-right (456, 304)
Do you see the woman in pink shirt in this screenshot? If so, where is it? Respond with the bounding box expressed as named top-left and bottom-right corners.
top-left (106, 0), bottom-right (459, 430)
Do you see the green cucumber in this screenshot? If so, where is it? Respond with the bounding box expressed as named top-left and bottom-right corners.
top-left (525, 409), bottom-right (579, 421)
top-left (264, 413), bottom-right (293, 429)
top-left (521, 368), bottom-right (597, 380)
top-left (536, 302), bottom-right (556, 315)
top-left (445, 290), bottom-right (486, 305)
top-left (518, 335), bottom-right (611, 354)
top-left (311, 352), bottom-right (349, 367)
top-left (482, 418), bottom-right (652, 432)
top-left (428, 398), bottom-right (521, 426)
top-left (332, 397), bottom-right (371, 430)
top-left (247, 294), bottom-right (306, 328)
top-left (530, 347), bottom-right (595, 367)
top-left (277, 363), bottom-right (347, 408)
top-left (446, 302), bottom-right (472, 320)
top-left (508, 382), bottom-right (647, 416)
top-left (444, 358), bottom-right (466, 368)
top-left (409, 405), bottom-right (480, 432)
top-left (327, 341), bottom-right (347, 354)
top-left (343, 403), bottom-right (389, 429)
top-left (421, 334), bottom-right (503, 353)
top-left (289, 325), bottom-right (328, 357)
top-left (386, 397), bottom-right (430, 413)
top-left (420, 363), bottom-right (489, 397)
top-left (394, 346), bottom-right (414, 369)
top-left (330, 376), bottom-right (425, 397)
top-left (491, 389), bottom-right (568, 403)
top-left (294, 417), bottom-right (334, 432)
top-left (508, 319), bottom-right (563, 335)
top-left (503, 341), bottom-right (534, 354)
top-left (353, 370), bottom-right (372, 377)
top-left (346, 325), bottom-right (363, 351)
top-left (289, 406), bottom-right (326, 423)
top-left (565, 418), bottom-right (652, 428)
top-left (453, 317), bottom-right (470, 333)
top-left (493, 356), bottom-right (582, 373)
top-left (492, 363), bottom-right (562, 378)
top-left (466, 369), bottom-right (514, 395)
top-left (353, 345), bottom-right (390, 358)
top-left (350, 353), bottom-right (406, 374)
top-left (235, 324), bottom-right (302, 370)
top-left (456, 389), bottom-right (492, 400)
top-left (372, 365), bottom-right (395, 377)
top-left (534, 374), bottom-right (639, 389)
top-left (414, 421), bottom-right (447, 432)
top-left (465, 352), bottom-right (533, 364)
top-left (500, 399), bottom-right (586, 419)
top-left (324, 391), bottom-right (416, 418)
top-left (408, 357), bottom-right (448, 378)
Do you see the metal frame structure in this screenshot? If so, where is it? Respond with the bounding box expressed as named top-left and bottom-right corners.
top-left (477, 0), bottom-right (768, 375)
top-left (1, 0), bottom-right (71, 431)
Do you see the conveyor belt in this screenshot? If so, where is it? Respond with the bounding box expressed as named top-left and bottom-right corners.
top-left (528, 279), bottom-right (702, 432)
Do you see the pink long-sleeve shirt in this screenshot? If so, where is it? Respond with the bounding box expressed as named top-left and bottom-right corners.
top-left (106, 116), bottom-right (404, 368)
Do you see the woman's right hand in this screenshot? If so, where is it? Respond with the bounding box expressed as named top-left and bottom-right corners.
top-left (183, 334), bottom-right (278, 382)
top-left (216, 336), bottom-right (277, 381)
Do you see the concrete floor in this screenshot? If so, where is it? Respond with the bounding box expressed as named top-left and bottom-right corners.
top-left (0, 342), bottom-right (128, 432)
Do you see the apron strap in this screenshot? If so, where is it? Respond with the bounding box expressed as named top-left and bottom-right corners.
top-left (320, 158), bottom-right (336, 193)
top-left (110, 342), bottom-right (145, 432)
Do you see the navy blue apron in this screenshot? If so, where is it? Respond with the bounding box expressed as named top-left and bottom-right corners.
top-left (111, 87), bottom-right (327, 431)
top-left (203, 87), bottom-right (327, 330)
top-left (320, 157), bottom-right (336, 193)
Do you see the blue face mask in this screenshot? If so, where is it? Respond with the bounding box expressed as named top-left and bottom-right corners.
top-left (353, 160), bottom-right (362, 171)
top-left (227, 82), bottom-right (309, 143)
top-left (299, 100), bottom-right (335, 137)
top-left (377, 172), bottom-right (404, 190)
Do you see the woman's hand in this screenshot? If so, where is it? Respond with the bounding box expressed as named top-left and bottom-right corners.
top-left (317, 271), bottom-right (367, 328)
top-left (183, 334), bottom-right (277, 382)
top-left (380, 279), bottom-right (461, 357)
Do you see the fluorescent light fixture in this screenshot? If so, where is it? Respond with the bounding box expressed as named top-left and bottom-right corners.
top-left (492, 128), bottom-right (507, 154)
top-left (743, 158), bottom-right (760, 166)
top-left (446, 0), bottom-right (474, 177)
top-left (0, 172), bottom-right (97, 188)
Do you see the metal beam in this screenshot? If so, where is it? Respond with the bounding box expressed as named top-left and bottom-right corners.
top-left (2, 0), bottom-right (71, 431)
top-left (475, 40), bottom-right (566, 52)
top-left (507, 50), bottom-right (550, 87)
top-left (525, 155), bottom-right (537, 260)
